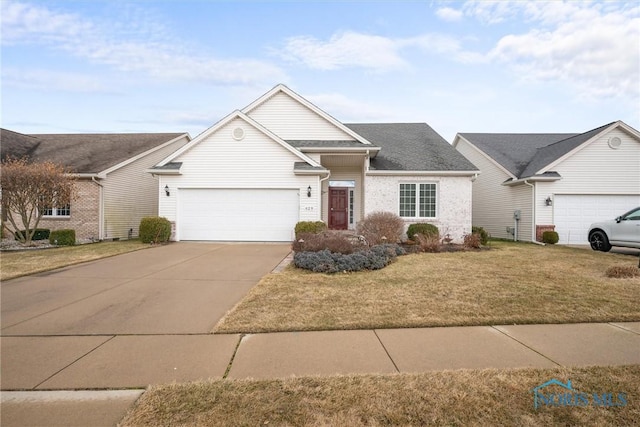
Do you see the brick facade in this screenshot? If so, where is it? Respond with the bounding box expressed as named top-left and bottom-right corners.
top-left (6, 179), bottom-right (101, 242)
top-left (536, 224), bottom-right (556, 242)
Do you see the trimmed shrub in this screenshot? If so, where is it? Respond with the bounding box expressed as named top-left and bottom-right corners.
top-left (357, 211), bottom-right (405, 246)
top-left (414, 233), bottom-right (441, 253)
top-left (294, 221), bottom-right (326, 238)
top-left (49, 229), bottom-right (76, 246)
top-left (542, 231), bottom-right (559, 244)
top-left (471, 226), bottom-right (489, 245)
top-left (606, 265), bottom-right (640, 278)
top-left (463, 233), bottom-right (482, 249)
top-left (292, 232), bottom-right (359, 254)
top-left (293, 244), bottom-right (405, 273)
top-left (15, 228), bottom-right (50, 241)
top-left (407, 223), bottom-right (439, 240)
top-left (139, 216), bottom-right (172, 244)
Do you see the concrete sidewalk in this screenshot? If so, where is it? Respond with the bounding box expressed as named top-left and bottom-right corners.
top-left (2, 322), bottom-right (639, 426)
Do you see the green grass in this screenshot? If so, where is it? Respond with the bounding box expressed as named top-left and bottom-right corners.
top-left (0, 240), bottom-right (153, 281)
top-left (215, 242), bottom-right (640, 333)
top-left (120, 365), bottom-right (640, 426)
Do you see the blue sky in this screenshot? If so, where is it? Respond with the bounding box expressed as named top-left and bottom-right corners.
top-left (2, 0), bottom-right (639, 141)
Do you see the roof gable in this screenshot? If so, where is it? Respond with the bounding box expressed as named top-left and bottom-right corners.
top-left (347, 123), bottom-right (478, 172)
top-left (243, 84), bottom-right (374, 145)
top-left (157, 110), bottom-right (322, 169)
top-left (1, 129), bottom-right (188, 175)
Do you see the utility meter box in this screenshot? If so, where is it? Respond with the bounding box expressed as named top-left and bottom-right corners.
top-left (514, 210), bottom-right (521, 220)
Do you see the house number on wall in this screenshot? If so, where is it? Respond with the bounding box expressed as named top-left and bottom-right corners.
top-left (304, 207), bottom-right (315, 211)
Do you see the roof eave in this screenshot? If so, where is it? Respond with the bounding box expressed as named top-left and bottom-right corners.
top-left (503, 175), bottom-right (561, 186)
top-left (366, 170), bottom-right (479, 176)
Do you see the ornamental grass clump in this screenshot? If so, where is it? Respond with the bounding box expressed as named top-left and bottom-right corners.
top-left (606, 265), bottom-right (640, 278)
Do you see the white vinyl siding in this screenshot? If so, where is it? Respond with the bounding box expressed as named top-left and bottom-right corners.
top-left (536, 128), bottom-right (640, 226)
top-left (247, 92), bottom-right (354, 140)
top-left (454, 137), bottom-right (518, 240)
top-left (159, 118), bottom-right (320, 237)
top-left (103, 135), bottom-right (190, 240)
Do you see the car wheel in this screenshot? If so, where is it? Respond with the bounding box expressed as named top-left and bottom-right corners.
top-left (589, 230), bottom-right (611, 252)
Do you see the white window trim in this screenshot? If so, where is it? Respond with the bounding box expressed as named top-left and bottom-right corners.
top-left (398, 182), bottom-right (438, 219)
top-left (43, 205), bottom-right (71, 218)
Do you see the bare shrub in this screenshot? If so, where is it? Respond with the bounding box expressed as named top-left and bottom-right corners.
top-left (605, 265), bottom-right (640, 279)
top-left (463, 233), bottom-right (482, 249)
top-left (357, 211), bottom-right (405, 246)
top-left (414, 233), bottom-right (440, 253)
top-left (292, 232), bottom-right (357, 254)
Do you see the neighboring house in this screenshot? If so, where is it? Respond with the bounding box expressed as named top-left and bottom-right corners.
top-left (452, 121), bottom-right (640, 244)
top-left (1, 129), bottom-right (190, 241)
top-left (150, 84), bottom-right (478, 242)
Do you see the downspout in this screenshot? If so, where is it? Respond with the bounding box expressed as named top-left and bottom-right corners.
top-left (524, 180), bottom-right (545, 246)
top-left (319, 171), bottom-right (331, 223)
top-left (91, 176), bottom-right (104, 240)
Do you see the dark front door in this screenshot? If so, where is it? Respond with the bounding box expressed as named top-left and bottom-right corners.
top-left (329, 187), bottom-right (348, 230)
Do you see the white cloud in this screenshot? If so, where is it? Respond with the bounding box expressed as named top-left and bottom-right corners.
top-left (436, 7), bottom-right (463, 22)
top-left (0, 1), bottom-right (286, 86)
top-left (1, 67), bottom-right (112, 93)
top-left (307, 93), bottom-right (395, 122)
top-left (277, 31), bottom-right (480, 71)
top-left (488, 2), bottom-right (640, 100)
top-left (278, 31), bottom-right (409, 71)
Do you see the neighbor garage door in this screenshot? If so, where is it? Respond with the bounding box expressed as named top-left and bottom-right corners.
top-left (178, 189), bottom-right (299, 241)
top-left (554, 194), bottom-right (640, 244)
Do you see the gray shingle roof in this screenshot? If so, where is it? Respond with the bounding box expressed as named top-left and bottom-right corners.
top-left (346, 123), bottom-right (478, 171)
top-left (1, 129), bottom-right (186, 174)
top-left (518, 122), bottom-right (614, 178)
top-left (293, 162), bottom-right (329, 172)
top-left (460, 122), bottom-right (616, 179)
top-left (459, 133), bottom-right (576, 177)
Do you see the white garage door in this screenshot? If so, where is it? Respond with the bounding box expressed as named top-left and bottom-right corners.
top-left (554, 194), bottom-right (640, 244)
top-left (178, 189), bottom-right (299, 241)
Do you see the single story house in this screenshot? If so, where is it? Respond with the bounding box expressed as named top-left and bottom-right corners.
top-left (150, 84), bottom-right (479, 242)
top-left (1, 129), bottom-right (190, 241)
top-left (452, 121), bottom-right (640, 244)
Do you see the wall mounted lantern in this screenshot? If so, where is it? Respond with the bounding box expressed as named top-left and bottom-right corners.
top-left (545, 196), bottom-right (552, 206)
top-left (165, 185), bottom-right (170, 197)
top-left (307, 186), bottom-right (312, 198)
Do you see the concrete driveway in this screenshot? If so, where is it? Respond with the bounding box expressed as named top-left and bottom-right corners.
top-left (1, 242), bottom-right (291, 390)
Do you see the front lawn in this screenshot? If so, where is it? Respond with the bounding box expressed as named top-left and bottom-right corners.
top-left (120, 365), bottom-right (639, 426)
top-left (215, 242), bottom-right (640, 333)
top-left (0, 240), bottom-right (152, 281)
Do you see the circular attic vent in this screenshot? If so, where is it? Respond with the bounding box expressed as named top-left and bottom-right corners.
top-left (232, 127), bottom-right (245, 141)
top-left (608, 136), bottom-right (622, 149)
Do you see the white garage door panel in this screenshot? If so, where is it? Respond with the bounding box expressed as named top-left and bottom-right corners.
top-left (554, 195), bottom-right (640, 244)
top-left (179, 189), bottom-right (299, 241)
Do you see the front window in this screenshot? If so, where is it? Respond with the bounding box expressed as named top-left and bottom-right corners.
top-left (399, 183), bottom-right (436, 218)
top-left (43, 204), bottom-right (71, 217)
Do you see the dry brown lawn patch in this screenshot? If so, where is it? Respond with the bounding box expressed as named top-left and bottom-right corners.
top-left (0, 240), bottom-right (152, 281)
top-left (215, 242), bottom-right (640, 333)
top-left (120, 365), bottom-right (639, 426)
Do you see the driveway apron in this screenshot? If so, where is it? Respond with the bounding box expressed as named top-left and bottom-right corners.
top-left (1, 242), bottom-right (291, 390)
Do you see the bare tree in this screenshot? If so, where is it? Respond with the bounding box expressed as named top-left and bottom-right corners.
top-left (1, 157), bottom-right (76, 245)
